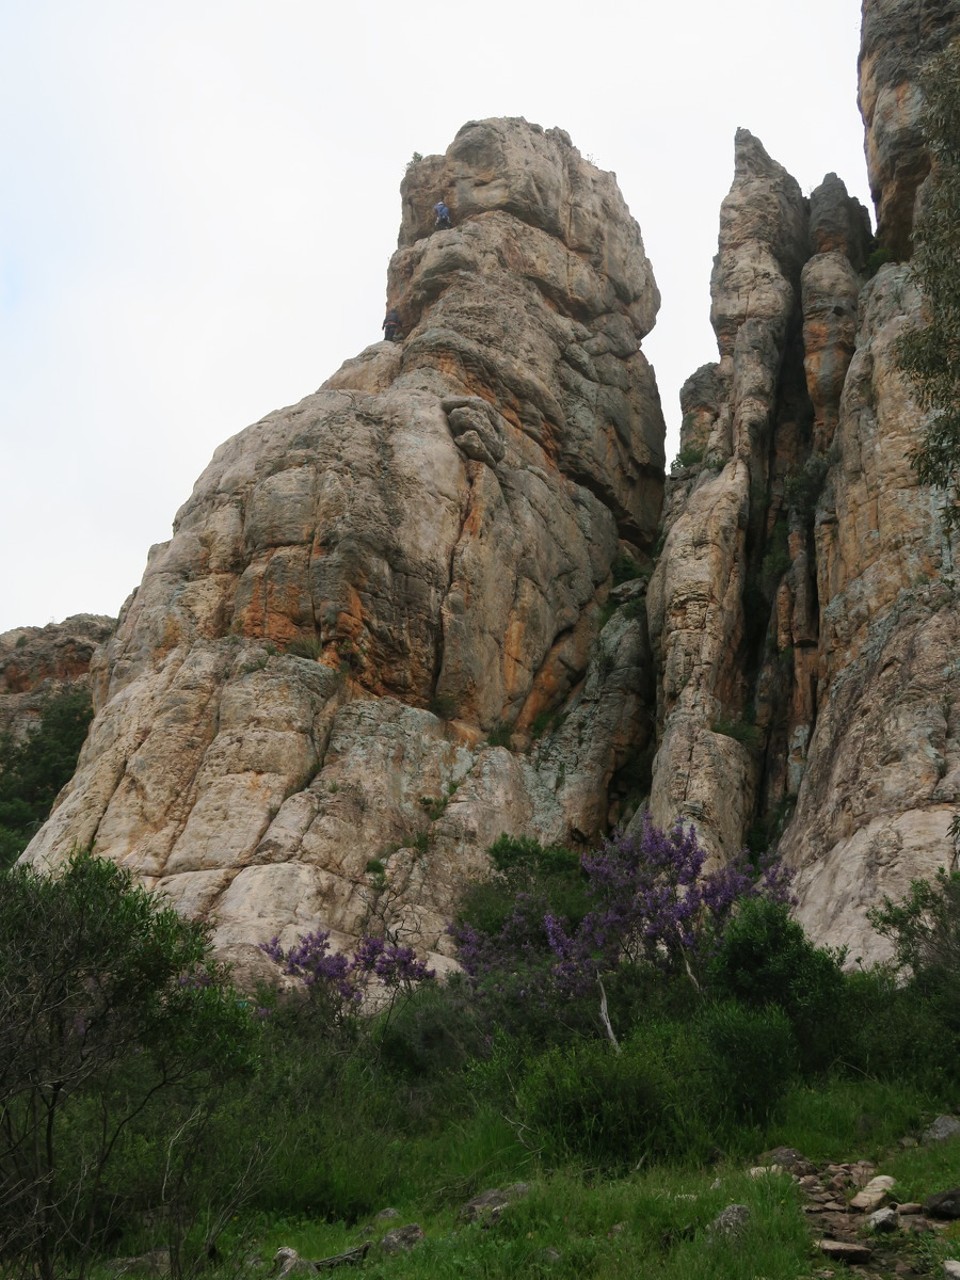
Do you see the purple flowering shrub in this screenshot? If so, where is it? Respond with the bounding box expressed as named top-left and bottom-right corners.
top-left (452, 815), bottom-right (794, 1003)
top-left (259, 929), bottom-right (434, 1025)
top-left (547, 813), bottom-right (795, 992)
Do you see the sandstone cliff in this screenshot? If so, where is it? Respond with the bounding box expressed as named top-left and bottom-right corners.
top-left (21, 0), bottom-right (960, 970)
top-left (859, 0), bottom-right (960, 258)
top-left (645, 0), bottom-right (960, 962)
top-left (22, 120), bottom-right (664, 977)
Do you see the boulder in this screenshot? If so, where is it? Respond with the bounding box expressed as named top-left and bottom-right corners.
top-left (925, 1189), bottom-right (960, 1220)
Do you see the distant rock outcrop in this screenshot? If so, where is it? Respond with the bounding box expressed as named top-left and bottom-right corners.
top-left (0, 616), bottom-right (114, 743)
top-left (22, 120), bottom-right (664, 975)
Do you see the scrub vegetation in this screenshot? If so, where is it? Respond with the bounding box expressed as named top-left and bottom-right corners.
top-left (3, 828), bottom-right (960, 1280)
top-left (0, 687), bottom-right (93, 870)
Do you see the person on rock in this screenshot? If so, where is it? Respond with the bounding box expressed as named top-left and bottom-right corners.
top-left (382, 307), bottom-right (402, 342)
top-left (433, 199), bottom-right (452, 230)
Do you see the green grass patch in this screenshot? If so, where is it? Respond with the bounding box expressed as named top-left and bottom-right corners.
top-left (765, 1078), bottom-right (937, 1164)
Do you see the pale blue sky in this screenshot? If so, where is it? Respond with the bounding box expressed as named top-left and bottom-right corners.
top-left (0, 0), bottom-right (870, 633)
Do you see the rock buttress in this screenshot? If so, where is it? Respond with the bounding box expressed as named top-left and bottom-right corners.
top-left (859, 0), bottom-right (960, 258)
top-left (648, 3), bottom-right (960, 958)
top-left (22, 118), bottom-right (665, 979)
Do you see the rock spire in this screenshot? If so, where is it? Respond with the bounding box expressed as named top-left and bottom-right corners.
top-left (22, 119), bottom-right (665, 978)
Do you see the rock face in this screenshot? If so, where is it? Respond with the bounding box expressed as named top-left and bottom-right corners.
top-left (645, 0), bottom-right (960, 962)
top-left (22, 119), bottom-right (664, 974)
top-left (859, 0), bottom-right (960, 257)
top-left (20, 1), bottom-right (960, 971)
top-left (0, 616), bottom-right (115, 743)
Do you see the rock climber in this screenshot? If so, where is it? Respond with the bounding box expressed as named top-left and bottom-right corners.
top-left (382, 307), bottom-right (402, 342)
top-left (433, 199), bottom-right (452, 230)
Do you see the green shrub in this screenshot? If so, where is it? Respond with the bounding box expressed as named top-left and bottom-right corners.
top-left (486, 721), bottom-right (512, 748)
top-left (784, 455), bottom-right (830, 519)
top-left (869, 867), bottom-right (960, 994)
top-left (530, 707), bottom-right (560, 739)
top-left (516, 1035), bottom-right (686, 1168)
top-left (0, 852), bottom-right (255, 1275)
top-left (759, 518), bottom-right (791, 596)
top-left (708, 898), bottom-right (845, 1075)
top-left (419, 794), bottom-right (448, 821)
top-left (0, 687), bottom-right (93, 868)
top-left (455, 834), bottom-right (586, 942)
top-left (838, 965), bottom-right (959, 1090)
top-left (671, 445), bottom-right (704, 471)
top-left (514, 1014), bottom-right (773, 1169)
top-left (711, 716), bottom-right (761, 748)
top-left (865, 869), bottom-right (960, 1076)
top-left (695, 1000), bottom-right (797, 1126)
top-left (285, 634), bottom-right (324, 660)
top-left (866, 245), bottom-right (894, 276)
top-left (611, 552), bottom-right (644, 585)
top-left (373, 976), bottom-right (489, 1080)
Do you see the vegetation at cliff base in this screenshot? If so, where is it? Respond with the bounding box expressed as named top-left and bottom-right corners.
top-left (0, 686), bottom-right (93, 869)
top-left (0, 852), bottom-right (256, 1280)
top-left (3, 836), bottom-right (960, 1279)
top-left (900, 39), bottom-right (960, 525)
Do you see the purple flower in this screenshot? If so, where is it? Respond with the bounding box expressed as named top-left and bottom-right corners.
top-left (450, 813), bottom-right (795, 998)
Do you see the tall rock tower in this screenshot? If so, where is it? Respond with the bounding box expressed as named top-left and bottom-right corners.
top-left (23, 120), bottom-right (665, 977)
top-left (646, 0), bottom-right (960, 962)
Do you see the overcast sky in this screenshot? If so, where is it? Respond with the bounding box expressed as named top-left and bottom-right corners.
top-left (0, 1), bottom-right (871, 634)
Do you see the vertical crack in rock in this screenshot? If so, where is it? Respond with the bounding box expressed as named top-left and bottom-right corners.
top-left (646, 0), bottom-right (960, 963)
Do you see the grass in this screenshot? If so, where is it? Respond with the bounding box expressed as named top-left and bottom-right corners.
top-left (886, 1129), bottom-right (960, 1200)
top-left (231, 1071), bottom-right (960, 1279)
top-left (768, 1078), bottom-right (939, 1164)
top-left (239, 1156), bottom-right (812, 1280)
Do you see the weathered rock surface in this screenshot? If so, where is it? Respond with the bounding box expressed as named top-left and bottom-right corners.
top-left (645, 0), bottom-right (960, 960)
top-left (19, 1), bottom-right (960, 972)
top-left (0, 615), bottom-right (114, 743)
top-left (925, 1116), bottom-right (960, 1145)
top-left (22, 119), bottom-right (664, 970)
top-left (646, 131), bottom-right (842, 863)
top-left (859, 0), bottom-right (960, 257)
top-left (926, 1190), bottom-right (960, 1221)
top-left (782, 263), bottom-right (960, 961)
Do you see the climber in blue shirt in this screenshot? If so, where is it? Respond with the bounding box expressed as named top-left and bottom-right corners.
top-left (433, 199), bottom-right (452, 230)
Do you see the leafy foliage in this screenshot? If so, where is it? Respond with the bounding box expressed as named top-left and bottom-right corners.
top-left (868, 867), bottom-right (960, 1065)
top-left (707, 897), bottom-right (846, 1074)
top-left (784, 454), bottom-right (830, 520)
top-left (0, 851), bottom-right (255, 1280)
top-left (0, 687), bottom-right (93, 868)
top-left (899, 41), bottom-right (960, 525)
top-left (543, 815), bottom-right (794, 994)
top-left (258, 929), bottom-right (434, 1030)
